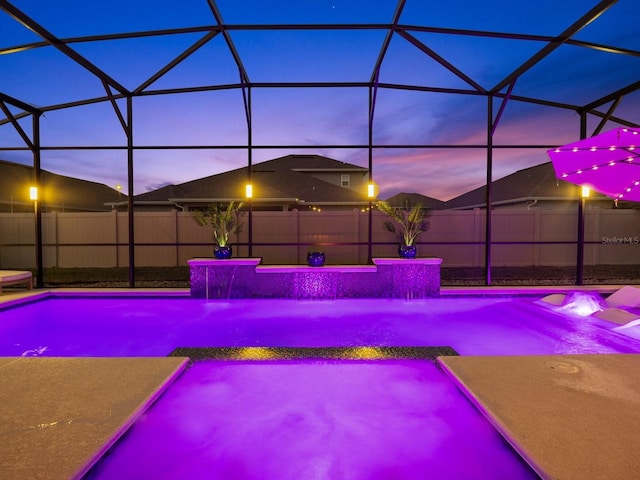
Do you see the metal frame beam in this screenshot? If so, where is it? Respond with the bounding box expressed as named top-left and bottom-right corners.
top-left (0, 0), bottom-right (638, 289)
top-left (0, 0), bottom-right (130, 95)
top-left (491, 0), bottom-right (618, 93)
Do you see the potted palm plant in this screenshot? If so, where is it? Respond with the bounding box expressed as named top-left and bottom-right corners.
top-left (377, 200), bottom-right (431, 258)
top-left (192, 202), bottom-right (244, 259)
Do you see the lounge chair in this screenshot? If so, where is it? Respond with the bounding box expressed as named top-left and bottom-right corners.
top-left (597, 285), bottom-right (640, 308)
top-left (0, 270), bottom-right (33, 294)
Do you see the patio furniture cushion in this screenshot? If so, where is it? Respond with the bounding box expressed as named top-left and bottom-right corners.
top-left (602, 285), bottom-right (640, 308)
top-left (0, 270), bottom-right (33, 294)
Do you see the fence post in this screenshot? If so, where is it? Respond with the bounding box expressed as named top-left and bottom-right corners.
top-left (292, 209), bottom-right (299, 263)
top-left (589, 207), bottom-right (600, 266)
top-left (172, 209), bottom-right (179, 267)
top-left (533, 209), bottom-right (541, 266)
top-left (473, 208), bottom-right (482, 267)
top-left (50, 211), bottom-right (58, 268)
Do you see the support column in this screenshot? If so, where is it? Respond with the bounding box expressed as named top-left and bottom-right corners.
top-left (484, 95), bottom-right (494, 286)
top-left (576, 113), bottom-right (588, 285)
top-left (33, 114), bottom-right (43, 288)
top-left (126, 96), bottom-right (135, 287)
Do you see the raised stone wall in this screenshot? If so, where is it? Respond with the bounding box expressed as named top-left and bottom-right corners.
top-left (188, 258), bottom-right (442, 299)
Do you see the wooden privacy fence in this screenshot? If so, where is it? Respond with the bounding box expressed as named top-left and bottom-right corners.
top-left (1, 208), bottom-right (640, 269)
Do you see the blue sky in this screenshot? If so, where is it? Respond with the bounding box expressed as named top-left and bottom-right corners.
top-left (0, 0), bottom-right (639, 201)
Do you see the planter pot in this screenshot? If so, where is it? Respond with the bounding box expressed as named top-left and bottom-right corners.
top-left (307, 251), bottom-right (326, 267)
top-left (213, 245), bottom-right (233, 259)
top-left (398, 244), bottom-right (417, 259)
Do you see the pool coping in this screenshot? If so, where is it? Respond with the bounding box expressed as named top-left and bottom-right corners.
top-left (0, 356), bottom-right (190, 480)
top-left (438, 354), bottom-right (640, 480)
top-left (0, 284), bottom-right (625, 310)
top-left (168, 345), bottom-right (460, 362)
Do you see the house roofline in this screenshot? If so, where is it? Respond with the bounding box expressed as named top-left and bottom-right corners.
top-left (298, 200), bottom-right (372, 206)
top-left (168, 197), bottom-right (299, 203)
top-left (291, 168), bottom-right (368, 172)
top-left (446, 196), bottom-right (611, 210)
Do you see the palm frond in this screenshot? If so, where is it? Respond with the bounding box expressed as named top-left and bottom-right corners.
top-left (191, 201), bottom-right (244, 247)
top-left (377, 200), bottom-right (431, 246)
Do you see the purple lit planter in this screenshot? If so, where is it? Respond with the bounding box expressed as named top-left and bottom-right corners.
top-left (398, 244), bottom-right (418, 258)
top-left (213, 245), bottom-right (233, 259)
top-left (187, 258), bottom-right (442, 299)
top-left (306, 251), bottom-right (326, 267)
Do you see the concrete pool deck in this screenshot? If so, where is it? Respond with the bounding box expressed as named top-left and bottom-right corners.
top-left (439, 354), bottom-right (640, 480)
top-left (0, 356), bottom-right (189, 480)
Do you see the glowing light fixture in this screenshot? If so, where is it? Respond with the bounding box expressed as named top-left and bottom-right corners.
top-left (29, 186), bottom-right (38, 201)
top-left (581, 186), bottom-right (590, 198)
top-left (348, 346), bottom-right (386, 359)
top-left (245, 183), bottom-right (253, 199)
top-left (237, 347), bottom-right (276, 360)
top-left (367, 183), bottom-right (375, 198)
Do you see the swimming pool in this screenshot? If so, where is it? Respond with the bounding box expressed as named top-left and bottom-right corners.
top-left (2, 294), bottom-right (639, 479)
top-left (2, 295), bottom-right (639, 357)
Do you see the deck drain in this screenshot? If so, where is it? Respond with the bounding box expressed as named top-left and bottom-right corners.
top-left (544, 360), bottom-right (580, 373)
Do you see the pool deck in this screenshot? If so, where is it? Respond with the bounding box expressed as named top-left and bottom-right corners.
top-left (0, 356), bottom-right (189, 480)
top-left (1, 285), bottom-right (639, 479)
top-left (439, 354), bottom-right (640, 480)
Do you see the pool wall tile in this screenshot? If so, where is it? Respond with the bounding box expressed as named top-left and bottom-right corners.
top-left (188, 258), bottom-right (442, 299)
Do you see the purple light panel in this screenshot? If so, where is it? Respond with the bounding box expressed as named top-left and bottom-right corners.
top-left (548, 127), bottom-right (640, 201)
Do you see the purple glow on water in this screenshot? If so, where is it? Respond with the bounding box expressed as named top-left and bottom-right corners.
top-left (86, 360), bottom-right (538, 480)
top-left (1, 297), bottom-right (639, 357)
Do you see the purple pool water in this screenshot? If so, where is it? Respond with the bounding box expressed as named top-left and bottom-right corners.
top-left (2, 295), bottom-right (639, 479)
top-left (2, 296), bottom-right (639, 357)
top-left (86, 359), bottom-right (538, 479)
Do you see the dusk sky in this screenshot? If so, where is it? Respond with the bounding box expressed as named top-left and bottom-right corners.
top-left (1, 0), bottom-right (639, 201)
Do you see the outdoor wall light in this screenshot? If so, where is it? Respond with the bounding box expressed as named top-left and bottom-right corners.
top-left (581, 186), bottom-right (590, 198)
top-left (367, 183), bottom-right (375, 198)
top-left (29, 186), bottom-right (38, 201)
top-left (245, 184), bottom-right (253, 199)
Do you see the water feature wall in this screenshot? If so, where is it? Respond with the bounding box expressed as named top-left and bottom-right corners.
top-left (188, 258), bottom-right (442, 299)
